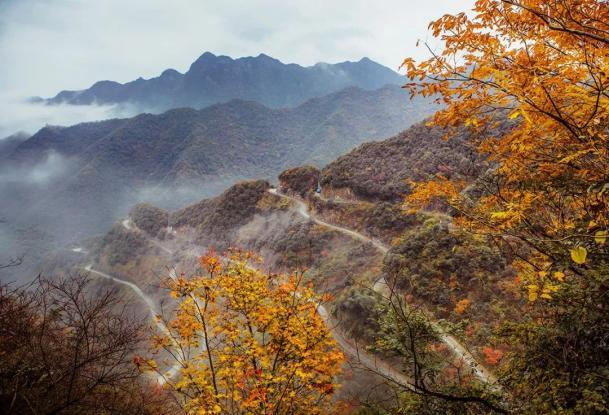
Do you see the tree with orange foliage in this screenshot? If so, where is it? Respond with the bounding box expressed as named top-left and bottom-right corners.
top-left (454, 298), bottom-right (472, 315)
top-left (146, 251), bottom-right (343, 415)
top-left (482, 347), bottom-right (504, 366)
top-left (404, 0), bottom-right (608, 284)
top-left (403, 1), bottom-right (609, 412)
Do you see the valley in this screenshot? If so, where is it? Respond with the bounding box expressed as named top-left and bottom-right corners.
top-left (7, 114), bottom-right (512, 411)
top-left (68, 178), bottom-right (497, 402)
top-left (0, 83), bottom-right (434, 280)
top-left (3, 1), bottom-right (607, 411)
top-left (2, 110), bottom-right (517, 413)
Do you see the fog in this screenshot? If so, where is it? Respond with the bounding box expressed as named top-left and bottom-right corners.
top-left (135, 179), bottom-right (241, 211)
top-left (0, 151), bottom-right (72, 184)
top-left (0, 94), bottom-right (139, 138)
top-left (0, 0), bottom-right (475, 282)
top-left (0, 148), bottom-right (247, 282)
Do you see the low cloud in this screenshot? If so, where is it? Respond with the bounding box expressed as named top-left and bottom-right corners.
top-left (0, 150), bottom-right (73, 184)
top-left (134, 178), bottom-right (243, 211)
top-left (0, 94), bottom-right (138, 138)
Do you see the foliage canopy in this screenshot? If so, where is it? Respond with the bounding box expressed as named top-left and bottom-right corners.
top-left (147, 251), bottom-right (344, 415)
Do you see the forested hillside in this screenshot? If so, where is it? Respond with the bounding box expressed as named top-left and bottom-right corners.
top-left (9, 85), bottom-right (432, 205)
top-left (320, 121), bottom-right (489, 202)
top-left (0, 84), bottom-right (433, 278)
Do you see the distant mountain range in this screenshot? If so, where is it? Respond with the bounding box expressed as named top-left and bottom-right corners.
top-left (1, 84), bottom-right (434, 274)
top-left (38, 52), bottom-right (404, 112)
top-left (16, 85), bottom-right (431, 187)
top-left (3, 52), bottom-right (431, 279)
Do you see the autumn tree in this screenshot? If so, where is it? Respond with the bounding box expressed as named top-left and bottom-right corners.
top-left (403, 0), bottom-right (609, 412)
top-left (0, 275), bottom-right (169, 414)
top-left (146, 251), bottom-right (344, 415)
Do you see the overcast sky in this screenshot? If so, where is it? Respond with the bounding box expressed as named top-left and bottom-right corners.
top-left (0, 0), bottom-right (473, 135)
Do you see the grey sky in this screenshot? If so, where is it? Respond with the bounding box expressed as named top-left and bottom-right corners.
top-left (0, 0), bottom-right (473, 135)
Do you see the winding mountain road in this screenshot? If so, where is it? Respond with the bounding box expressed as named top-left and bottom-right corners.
top-left (120, 212), bottom-right (412, 386)
top-left (122, 219), bottom-right (173, 254)
top-left (273, 189), bottom-right (388, 253)
top-left (80, 196), bottom-right (494, 388)
top-left (76, 262), bottom-right (182, 384)
top-left (314, 300), bottom-right (412, 387)
top-left (269, 188), bottom-right (498, 385)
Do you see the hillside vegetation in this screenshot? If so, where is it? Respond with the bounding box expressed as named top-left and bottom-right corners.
top-left (1, 83), bottom-right (434, 277)
top-left (170, 180), bottom-right (273, 247)
top-left (278, 165), bottom-right (320, 197)
top-left (16, 85), bottom-right (430, 182)
top-left (320, 121), bottom-right (488, 202)
top-left (129, 203), bottom-right (169, 237)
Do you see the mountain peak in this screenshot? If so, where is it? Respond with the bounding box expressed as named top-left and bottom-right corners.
top-left (196, 51), bottom-right (217, 61)
top-left (256, 53), bottom-right (276, 61)
top-left (45, 52), bottom-right (403, 111)
top-left (189, 52), bottom-right (236, 72)
top-left (160, 68), bottom-right (181, 78)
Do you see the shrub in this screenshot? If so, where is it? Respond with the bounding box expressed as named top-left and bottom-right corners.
top-left (129, 203), bottom-right (169, 236)
top-left (278, 165), bottom-right (320, 197)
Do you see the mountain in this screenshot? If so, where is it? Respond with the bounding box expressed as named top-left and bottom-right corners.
top-left (320, 121), bottom-right (491, 202)
top-left (28, 98), bottom-right (517, 406)
top-left (14, 85), bottom-right (432, 191)
top-left (1, 84), bottom-right (433, 277)
top-left (41, 52), bottom-right (404, 112)
top-left (76, 117), bottom-right (510, 399)
top-left (0, 132), bottom-right (29, 160)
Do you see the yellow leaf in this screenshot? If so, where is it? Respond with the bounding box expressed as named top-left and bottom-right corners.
top-left (545, 284), bottom-right (560, 292)
top-left (491, 211), bottom-right (510, 220)
top-left (553, 272), bottom-right (565, 282)
top-left (527, 284), bottom-right (538, 302)
top-left (508, 109), bottom-right (521, 119)
top-left (570, 246), bottom-right (587, 264)
top-left (595, 230), bottom-right (607, 245)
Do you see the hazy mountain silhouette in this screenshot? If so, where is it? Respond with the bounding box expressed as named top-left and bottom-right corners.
top-left (41, 52), bottom-right (404, 112)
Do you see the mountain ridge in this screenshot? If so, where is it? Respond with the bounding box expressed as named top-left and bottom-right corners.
top-left (14, 85), bottom-right (432, 182)
top-left (40, 52), bottom-right (404, 112)
top-left (0, 84), bottom-right (434, 273)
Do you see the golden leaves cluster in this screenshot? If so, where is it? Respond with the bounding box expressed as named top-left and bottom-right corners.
top-left (147, 251), bottom-right (343, 415)
top-left (404, 0), bottom-right (609, 299)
